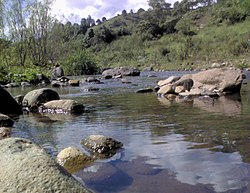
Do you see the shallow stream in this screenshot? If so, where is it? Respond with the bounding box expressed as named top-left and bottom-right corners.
top-left (8, 71), bottom-right (250, 193)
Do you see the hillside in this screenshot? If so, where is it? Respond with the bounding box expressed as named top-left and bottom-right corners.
top-left (85, 0), bottom-right (250, 71)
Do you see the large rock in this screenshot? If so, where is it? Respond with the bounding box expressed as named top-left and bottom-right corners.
top-left (0, 138), bottom-right (91, 192)
top-left (0, 86), bottom-right (22, 115)
top-left (0, 114), bottom-right (14, 127)
top-left (157, 85), bottom-right (174, 96)
top-left (57, 147), bottom-right (94, 174)
top-left (22, 88), bottom-right (60, 110)
top-left (179, 67), bottom-right (244, 94)
top-left (52, 64), bottom-right (64, 79)
top-left (157, 76), bottom-right (180, 87)
top-left (40, 99), bottom-right (85, 114)
top-left (102, 67), bottom-right (140, 78)
top-left (81, 135), bottom-right (123, 158)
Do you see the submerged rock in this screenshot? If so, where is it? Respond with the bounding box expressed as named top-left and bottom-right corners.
top-left (22, 88), bottom-right (60, 111)
top-left (40, 99), bottom-right (84, 114)
top-left (57, 147), bottom-right (94, 174)
top-left (0, 138), bottom-right (91, 193)
top-left (0, 86), bottom-right (22, 115)
top-left (136, 88), bottom-right (154, 93)
top-left (81, 135), bottom-right (123, 158)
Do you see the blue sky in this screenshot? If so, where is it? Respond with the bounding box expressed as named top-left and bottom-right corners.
top-left (52, 0), bottom-right (178, 23)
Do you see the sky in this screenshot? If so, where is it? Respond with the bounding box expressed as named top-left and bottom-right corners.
top-left (51, 0), bottom-right (178, 23)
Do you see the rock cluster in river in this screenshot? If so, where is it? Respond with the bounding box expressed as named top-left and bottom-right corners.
top-left (156, 67), bottom-right (244, 99)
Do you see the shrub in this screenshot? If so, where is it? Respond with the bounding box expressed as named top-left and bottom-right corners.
top-left (61, 51), bottom-right (98, 75)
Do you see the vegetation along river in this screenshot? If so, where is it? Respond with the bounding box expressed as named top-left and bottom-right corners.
top-left (7, 71), bottom-right (250, 193)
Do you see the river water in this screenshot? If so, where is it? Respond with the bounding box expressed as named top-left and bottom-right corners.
top-left (7, 71), bottom-right (250, 193)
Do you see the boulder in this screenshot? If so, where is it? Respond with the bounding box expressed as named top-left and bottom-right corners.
top-left (57, 147), bottom-right (93, 174)
top-left (0, 114), bottom-right (14, 127)
top-left (22, 88), bottom-right (60, 110)
top-left (157, 85), bottom-right (174, 96)
top-left (102, 67), bottom-right (140, 78)
top-left (0, 127), bottom-right (11, 139)
top-left (0, 138), bottom-right (91, 192)
top-left (179, 67), bottom-right (244, 94)
top-left (173, 78), bottom-right (194, 92)
top-left (157, 76), bottom-right (180, 87)
top-left (40, 99), bottom-right (84, 114)
top-left (52, 64), bottom-right (64, 79)
top-left (69, 80), bottom-right (80, 87)
top-left (81, 135), bottom-right (123, 158)
top-left (0, 86), bottom-right (22, 115)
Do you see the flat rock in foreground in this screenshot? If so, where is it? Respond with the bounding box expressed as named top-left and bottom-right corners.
top-left (0, 138), bottom-right (91, 193)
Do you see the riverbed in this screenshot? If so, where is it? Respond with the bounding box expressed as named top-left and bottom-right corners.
top-left (8, 71), bottom-right (250, 193)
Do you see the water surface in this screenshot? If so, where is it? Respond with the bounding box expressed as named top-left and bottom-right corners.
top-left (9, 71), bottom-right (250, 193)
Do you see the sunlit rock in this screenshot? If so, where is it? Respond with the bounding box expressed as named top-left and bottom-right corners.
top-left (81, 135), bottom-right (123, 158)
top-left (40, 99), bottom-right (84, 114)
top-left (57, 147), bottom-right (94, 174)
top-left (69, 79), bottom-right (80, 87)
top-left (22, 88), bottom-right (60, 111)
top-left (0, 138), bottom-right (91, 192)
top-left (157, 76), bottom-right (180, 87)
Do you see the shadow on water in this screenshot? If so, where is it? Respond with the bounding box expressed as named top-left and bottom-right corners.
top-left (9, 71), bottom-right (250, 193)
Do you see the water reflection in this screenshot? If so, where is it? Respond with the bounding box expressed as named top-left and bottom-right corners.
top-left (158, 94), bottom-right (242, 116)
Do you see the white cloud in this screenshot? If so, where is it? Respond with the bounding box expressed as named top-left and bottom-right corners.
top-left (51, 0), bottom-right (177, 23)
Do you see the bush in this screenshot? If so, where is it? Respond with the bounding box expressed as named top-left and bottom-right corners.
top-left (61, 51), bottom-right (98, 75)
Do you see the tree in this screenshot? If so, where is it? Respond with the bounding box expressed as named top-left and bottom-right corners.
top-left (96, 19), bottom-right (102, 25)
top-left (102, 17), bottom-right (107, 22)
top-left (148, 0), bottom-right (171, 10)
top-left (122, 9), bottom-right (127, 16)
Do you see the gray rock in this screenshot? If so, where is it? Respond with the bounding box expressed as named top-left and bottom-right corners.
top-left (157, 85), bottom-right (174, 96)
top-left (81, 135), bottom-right (123, 158)
top-left (0, 86), bottom-right (22, 115)
top-left (52, 64), bottom-right (64, 79)
top-left (179, 67), bottom-right (244, 94)
top-left (102, 67), bottom-right (140, 78)
top-left (57, 147), bottom-right (94, 174)
top-left (173, 78), bottom-right (194, 92)
top-left (40, 99), bottom-right (85, 114)
top-left (0, 114), bottom-right (14, 127)
top-left (22, 88), bottom-right (60, 110)
top-left (0, 138), bottom-right (91, 193)
top-left (21, 82), bottom-right (31, 87)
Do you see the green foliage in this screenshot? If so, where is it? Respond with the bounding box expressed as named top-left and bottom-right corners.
top-left (61, 51), bottom-right (98, 75)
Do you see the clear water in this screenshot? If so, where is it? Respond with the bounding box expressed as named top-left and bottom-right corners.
top-left (8, 71), bottom-right (250, 193)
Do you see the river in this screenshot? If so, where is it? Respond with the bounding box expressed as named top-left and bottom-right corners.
top-left (7, 71), bottom-right (250, 193)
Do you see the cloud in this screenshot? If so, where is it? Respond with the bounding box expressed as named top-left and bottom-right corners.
top-left (51, 0), bottom-right (178, 23)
